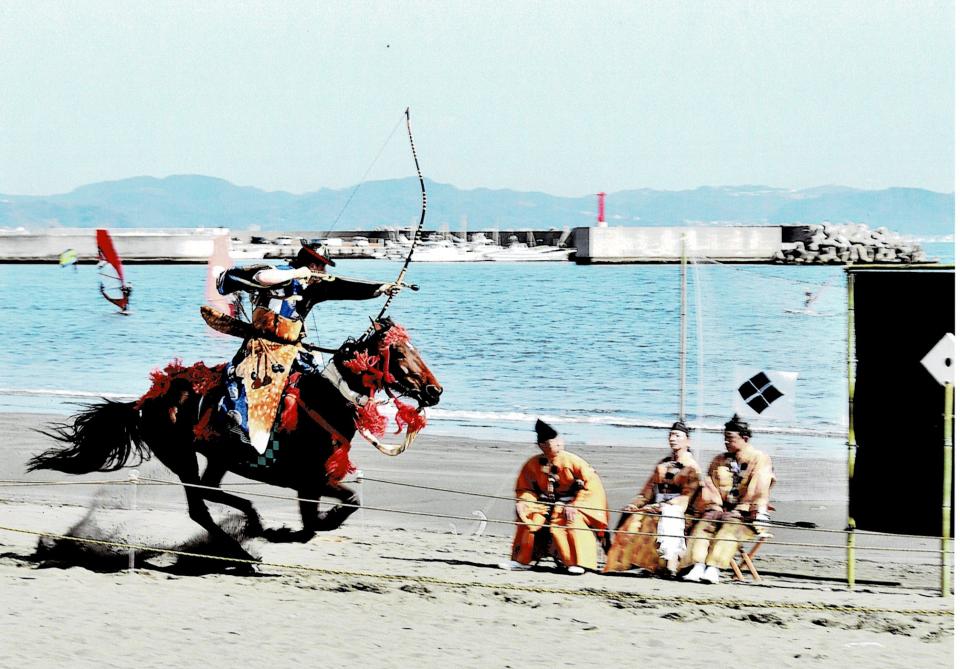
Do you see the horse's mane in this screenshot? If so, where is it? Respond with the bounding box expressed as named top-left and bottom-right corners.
top-left (333, 316), bottom-right (398, 360)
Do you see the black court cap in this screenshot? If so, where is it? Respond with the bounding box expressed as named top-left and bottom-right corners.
top-left (535, 418), bottom-right (559, 442)
top-left (294, 241), bottom-right (336, 268)
top-left (723, 413), bottom-right (751, 437)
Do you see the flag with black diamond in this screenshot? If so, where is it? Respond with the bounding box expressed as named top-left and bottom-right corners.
top-left (733, 368), bottom-right (798, 420)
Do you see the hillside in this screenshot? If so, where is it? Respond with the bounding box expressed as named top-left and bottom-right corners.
top-left (0, 176), bottom-right (953, 238)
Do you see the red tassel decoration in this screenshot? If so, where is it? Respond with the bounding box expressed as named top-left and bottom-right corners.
top-left (393, 399), bottom-right (427, 434)
top-left (325, 439), bottom-right (356, 482)
top-left (355, 399), bottom-right (387, 436)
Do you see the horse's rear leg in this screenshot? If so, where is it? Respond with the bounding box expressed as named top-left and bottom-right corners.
top-left (168, 452), bottom-right (258, 569)
top-left (182, 483), bottom-right (258, 570)
top-left (198, 459), bottom-right (264, 537)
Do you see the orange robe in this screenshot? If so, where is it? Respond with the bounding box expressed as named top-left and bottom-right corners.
top-left (603, 450), bottom-right (701, 573)
top-left (510, 451), bottom-right (608, 570)
top-left (685, 445), bottom-right (776, 569)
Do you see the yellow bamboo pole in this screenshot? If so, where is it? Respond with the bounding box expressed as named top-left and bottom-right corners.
top-left (679, 233), bottom-right (686, 421)
top-left (846, 271), bottom-right (857, 588)
top-left (942, 382), bottom-right (953, 597)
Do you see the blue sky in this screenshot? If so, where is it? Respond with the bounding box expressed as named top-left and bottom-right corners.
top-left (0, 1), bottom-right (953, 196)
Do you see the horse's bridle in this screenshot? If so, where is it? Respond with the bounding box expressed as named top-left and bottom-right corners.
top-left (304, 323), bottom-right (426, 456)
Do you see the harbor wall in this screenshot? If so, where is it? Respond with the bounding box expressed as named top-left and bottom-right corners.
top-left (0, 228), bottom-right (225, 262)
top-left (571, 225), bottom-right (783, 263)
top-left (0, 224), bottom-right (923, 264)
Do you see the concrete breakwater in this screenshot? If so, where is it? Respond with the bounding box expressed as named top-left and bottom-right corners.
top-left (775, 223), bottom-right (926, 264)
top-left (0, 224), bottom-right (929, 264)
top-left (571, 224), bottom-right (928, 264)
top-left (0, 227), bottom-right (569, 263)
top-left (0, 228), bottom-right (226, 263)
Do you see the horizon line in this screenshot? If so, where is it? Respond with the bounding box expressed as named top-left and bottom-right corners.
top-left (0, 174), bottom-right (954, 199)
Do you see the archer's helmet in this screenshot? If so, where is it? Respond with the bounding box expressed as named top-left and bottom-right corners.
top-left (292, 241), bottom-right (336, 268)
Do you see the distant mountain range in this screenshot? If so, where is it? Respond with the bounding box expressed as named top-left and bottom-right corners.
top-left (0, 175), bottom-right (953, 238)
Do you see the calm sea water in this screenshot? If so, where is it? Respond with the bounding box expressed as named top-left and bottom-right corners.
top-left (0, 241), bottom-right (952, 457)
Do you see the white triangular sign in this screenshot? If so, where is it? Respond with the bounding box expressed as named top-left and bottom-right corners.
top-left (920, 333), bottom-right (955, 386)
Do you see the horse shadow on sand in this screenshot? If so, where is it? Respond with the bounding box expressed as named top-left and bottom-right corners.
top-left (10, 506), bottom-right (270, 576)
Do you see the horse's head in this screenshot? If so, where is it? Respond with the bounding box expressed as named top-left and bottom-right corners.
top-left (338, 317), bottom-right (442, 408)
top-left (334, 317), bottom-right (442, 457)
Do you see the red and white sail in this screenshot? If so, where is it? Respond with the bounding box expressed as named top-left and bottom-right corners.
top-left (96, 229), bottom-right (130, 312)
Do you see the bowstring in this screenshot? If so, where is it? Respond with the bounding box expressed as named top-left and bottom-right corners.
top-left (304, 111), bottom-right (406, 352)
top-left (376, 107), bottom-right (426, 322)
top-left (327, 113), bottom-right (406, 234)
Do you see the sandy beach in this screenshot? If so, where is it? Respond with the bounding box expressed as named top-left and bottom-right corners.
top-left (0, 412), bottom-right (953, 668)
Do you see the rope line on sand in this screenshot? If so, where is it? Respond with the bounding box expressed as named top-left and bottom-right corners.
top-left (141, 477), bottom-right (954, 554)
top-left (0, 523), bottom-right (951, 618)
top-left (0, 475), bottom-right (944, 543)
top-left (1, 474), bottom-right (951, 555)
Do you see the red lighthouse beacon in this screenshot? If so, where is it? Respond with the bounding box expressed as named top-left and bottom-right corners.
top-left (596, 192), bottom-right (607, 228)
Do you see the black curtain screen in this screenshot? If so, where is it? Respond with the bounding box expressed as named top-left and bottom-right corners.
top-left (850, 269), bottom-right (955, 536)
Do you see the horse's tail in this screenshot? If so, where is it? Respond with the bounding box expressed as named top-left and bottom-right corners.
top-left (27, 399), bottom-right (150, 473)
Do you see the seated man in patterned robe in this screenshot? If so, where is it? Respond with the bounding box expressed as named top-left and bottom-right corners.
top-left (500, 419), bottom-right (609, 575)
top-left (682, 414), bottom-right (775, 584)
top-left (603, 420), bottom-right (701, 577)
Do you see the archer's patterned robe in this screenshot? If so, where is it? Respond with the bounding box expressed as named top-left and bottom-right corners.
top-left (215, 264), bottom-right (384, 453)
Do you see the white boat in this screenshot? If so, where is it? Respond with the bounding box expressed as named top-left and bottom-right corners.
top-left (228, 240), bottom-right (268, 259)
top-left (484, 241), bottom-right (573, 262)
top-left (409, 238), bottom-right (492, 262)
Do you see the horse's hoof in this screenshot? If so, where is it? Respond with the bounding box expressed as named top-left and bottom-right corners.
top-left (314, 506), bottom-right (356, 531)
top-left (261, 526), bottom-right (296, 542)
top-left (243, 516), bottom-right (264, 538)
top-left (262, 526), bottom-right (314, 544)
top-left (226, 561), bottom-right (259, 576)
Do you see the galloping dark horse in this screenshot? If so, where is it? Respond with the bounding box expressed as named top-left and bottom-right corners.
top-left (27, 317), bottom-right (442, 568)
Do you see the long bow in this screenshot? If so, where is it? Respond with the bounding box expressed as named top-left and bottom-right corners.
top-left (376, 107), bottom-right (426, 321)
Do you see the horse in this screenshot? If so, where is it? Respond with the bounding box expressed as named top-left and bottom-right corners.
top-left (27, 317), bottom-right (442, 570)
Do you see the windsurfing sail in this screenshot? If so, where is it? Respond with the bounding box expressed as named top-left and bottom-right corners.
top-left (96, 229), bottom-right (130, 312)
top-left (205, 233), bottom-right (236, 317)
top-left (58, 248), bottom-right (78, 269)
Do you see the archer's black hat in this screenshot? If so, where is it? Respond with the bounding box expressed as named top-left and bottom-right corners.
top-left (723, 414), bottom-right (752, 438)
top-left (292, 241), bottom-right (336, 268)
top-left (535, 419), bottom-right (559, 442)
top-left (669, 420), bottom-right (690, 435)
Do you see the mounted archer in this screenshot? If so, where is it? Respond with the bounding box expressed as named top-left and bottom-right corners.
top-left (207, 241), bottom-right (405, 454)
top-left (28, 108), bottom-right (439, 568)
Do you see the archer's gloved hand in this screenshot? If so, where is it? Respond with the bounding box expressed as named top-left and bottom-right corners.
top-left (292, 266), bottom-right (314, 280)
top-left (377, 282), bottom-right (403, 297)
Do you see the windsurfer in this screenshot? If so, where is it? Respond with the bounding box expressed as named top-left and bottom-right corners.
top-left (120, 284), bottom-right (133, 312)
top-left (96, 229), bottom-right (132, 314)
top-left (211, 241), bottom-right (404, 453)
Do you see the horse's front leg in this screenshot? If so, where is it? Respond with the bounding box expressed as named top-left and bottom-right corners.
top-left (261, 483), bottom-right (324, 543)
top-left (261, 483), bottom-right (360, 542)
top-left (312, 481), bottom-right (360, 532)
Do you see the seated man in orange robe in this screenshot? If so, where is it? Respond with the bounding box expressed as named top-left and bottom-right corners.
top-left (500, 419), bottom-right (609, 575)
top-left (603, 420), bottom-right (701, 577)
